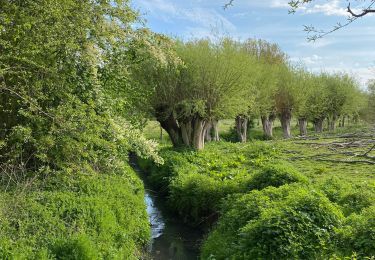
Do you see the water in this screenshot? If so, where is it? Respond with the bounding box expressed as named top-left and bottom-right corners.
top-left (144, 189), bottom-right (202, 260)
top-left (130, 158), bottom-right (203, 260)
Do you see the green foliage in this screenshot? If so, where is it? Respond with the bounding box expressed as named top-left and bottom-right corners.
top-left (139, 142), bottom-right (278, 223)
top-left (319, 176), bottom-right (353, 203)
top-left (140, 138), bottom-right (374, 258)
top-left (303, 72), bottom-right (362, 124)
top-left (363, 80), bottom-right (375, 123)
top-left (337, 206), bottom-right (375, 258)
top-left (319, 177), bottom-right (375, 216)
top-left (130, 36), bottom-right (261, 149)
top-left (0, 166), bottom-right (150, 259)
top-left (247, 161), bottom-right (309, 190)
top-left (0, 0), bottom-right (162, 186)
top-left (202, 185), bottom-right (344, 259)
top-left (52, 235), bottom-right (99, 260)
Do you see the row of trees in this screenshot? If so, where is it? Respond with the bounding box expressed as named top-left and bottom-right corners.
top-left (130, 36), bottom-right (369, 149)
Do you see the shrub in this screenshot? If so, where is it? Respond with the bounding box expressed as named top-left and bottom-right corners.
top-left (0, 166), bottom-right (150, 259)
top-left (318, 177), bottom-right (375, 216)
top-left (168, 173), bottom-right (243, 223)
top-left (339, 186), bottom-right (375, 216)
top-left (52, 234), bottom-right (99, 260)
top-left (319, 176), bottom-right (352, 203)
top-left (202, 185), bottom-right (344, 259)
top-left (336, 206), bottom-right (375, 258)
top-left (247, 161), bottom-right (308, 190)
top-left (138, 142), bottom-right (277, 224)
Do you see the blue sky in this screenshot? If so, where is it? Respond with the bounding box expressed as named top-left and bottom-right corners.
top-left (131, 0), bottom-right (375, 88)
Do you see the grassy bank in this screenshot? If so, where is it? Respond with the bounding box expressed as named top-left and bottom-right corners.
top-left (0, 165), bottom-right (150, 259)
top-left (140, 124), bottom-right (375, 258)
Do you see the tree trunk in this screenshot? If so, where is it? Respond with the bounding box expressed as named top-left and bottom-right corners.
top-left (280, 109), bottom-right (292, 139)
top-left (329, 114), bottom-right (338, 132)
top-left (156, 105), bottom-right (211, 150)
top-left (342, 116), bottom-right (345, 127)
top-left (157, 112), bottom-right (183, 147)
top-left (204, 121), bottom-right (212, 142)
top-left (235, 115), bottom-right (248, 143)
top-left (298, 118), bottom-right (307, 136)
top-left (261, 113), bottom-right (275, 139)
top-left (192, 117), bottom-right (207, 150)
top-left (313, 118), bottom-right (324, 133)
top-left (180, 121), bottom-right (192, 146)
top-left (212, 119), bottom-right (220, 141)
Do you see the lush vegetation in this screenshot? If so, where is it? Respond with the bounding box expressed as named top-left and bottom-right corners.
top-left (0, 166), bottom-right (149, 259)
top-left (140, 124), bottom-right (375, 258)
top-left (0, 1), bottom-right (161, 258)
top-left (1, 0), bottom-right (374, 259)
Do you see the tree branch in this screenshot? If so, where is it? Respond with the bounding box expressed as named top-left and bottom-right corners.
top-left (223, 0), bottom-right (234, 10)
top-left (347, 2), bottom-right (375, 17)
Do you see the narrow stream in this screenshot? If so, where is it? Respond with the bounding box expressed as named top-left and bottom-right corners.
top-left (130, 158), bottom-right (203, 260)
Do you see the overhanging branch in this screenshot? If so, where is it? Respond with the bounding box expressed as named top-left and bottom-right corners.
top-left (347, 3), bottom-right (375, 17)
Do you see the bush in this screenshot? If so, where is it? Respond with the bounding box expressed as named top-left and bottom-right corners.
top-left (247, 161), bottom-right (308, 190)
top-left (318, 177), bottom-right (375, 216)
top-left (169, 173), bottom-right (243, 223)
top-left (138, 142), bottom-right (277, 224)
top-left (339, 186), bottom-right (375, 216)
top-left (0, 166), bottom-right (150, 259)
top-left (202, 185), bottom-right (344, 259)
top-left (336, 206), bottom-right (375, 258)
top-left (319, 176), bottom-right (352, 203)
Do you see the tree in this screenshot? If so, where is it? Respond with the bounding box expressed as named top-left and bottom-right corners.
top-left (242, 39), bottom-right (288, 139)
top-left (363, 80), bottom-right (375, 123)
top-left (274, 65), bottom-right (300, 139)
top-left (294, 70), bottom-right (315, 136)
top-left (0, 0), bottom-right (162, 183)
top-left (323, 73), bottom-right (359, 132)
top-left (304, 74), bottom-right (329, 133)
top-left (131, 37), bottom-right (253, 149)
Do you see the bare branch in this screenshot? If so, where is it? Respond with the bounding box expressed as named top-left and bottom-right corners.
top-left (223, 0), bottom-right (234, 10)
top-left (224, 0), bottom-right (375, 40)
top-left (347, 2), bottom-right (375, 17)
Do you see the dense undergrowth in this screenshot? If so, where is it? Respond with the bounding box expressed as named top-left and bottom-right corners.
top-left (0, 165), bottom-right (149, 259)
top-left (139, 139), bottom-right (375, 259)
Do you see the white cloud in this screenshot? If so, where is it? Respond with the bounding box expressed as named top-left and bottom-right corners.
top-left (271, 0), bottom-right (291, 9)
top-left (299, 38), bottom-right (335, 48)
top-left (291, 54), bottom-right (323, 65)
top-left (134, 0), bottom-right (236, 32)
top-left (270, 0), bottom-right (360, 17)
top-left (305, 0), bottom-right (348, 16)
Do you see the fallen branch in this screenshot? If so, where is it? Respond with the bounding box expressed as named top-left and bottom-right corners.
top-left (363, 143), bottom-right (375, 156)
top-left (315, 158), bottom-right (375, 165)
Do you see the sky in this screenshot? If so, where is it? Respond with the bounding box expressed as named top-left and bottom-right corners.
top-left (131, 0), bottom-right (375, 88)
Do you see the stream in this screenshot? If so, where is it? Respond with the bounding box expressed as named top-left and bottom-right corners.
top-left (130, 158), bottom-right (203, 260)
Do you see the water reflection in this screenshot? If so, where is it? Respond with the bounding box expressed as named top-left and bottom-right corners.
top-left (144, 190), bottom-right (202, 260)
top-left (130, 157), bottom-right (202, 260)
top-left (145, 193), bottom-right (165, 240)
